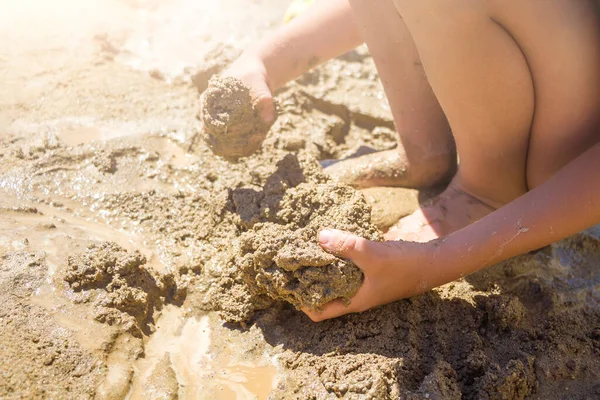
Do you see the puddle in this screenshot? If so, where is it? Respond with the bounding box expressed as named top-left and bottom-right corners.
top-left (57, 125), bottom-right (131, 147)
top-left (145, 135), bottom-right (195, 168)
top-left (0, 198), bottom-right (157, 275)
top-left (129, 306), bottom-right (278, 399)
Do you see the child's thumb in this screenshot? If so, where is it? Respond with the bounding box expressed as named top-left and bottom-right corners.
top-left (318, 229), bottom-right (373, 266)
top-left (252, 84), bottom-right (276, 125)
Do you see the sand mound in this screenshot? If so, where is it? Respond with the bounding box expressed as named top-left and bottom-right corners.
top-left (64, 242), bottom-right (179, 337)
top-left (193, 154), bottom-right (381, 319)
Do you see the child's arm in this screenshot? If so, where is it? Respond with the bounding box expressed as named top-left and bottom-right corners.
top-left (429, 142), bottom-right (600, 287)
top-left (205, 0), bottom-right (360, 137)
top-left (241, 0), bottom-right (361, 91)
top-left (304, 143), bottom-right (600, 321)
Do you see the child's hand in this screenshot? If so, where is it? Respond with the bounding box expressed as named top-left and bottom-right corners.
top-left (302, 229), bottom-right (435, 321)
top-left (220, 56), bottom-right (276, 126)
top-left (199, 55), bottom-right (276, 159)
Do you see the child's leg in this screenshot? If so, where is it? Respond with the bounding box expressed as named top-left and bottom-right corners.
top-left (387, 0), bottom-right (600, 242)
top-left (326, 0), bottom-right (455, 189)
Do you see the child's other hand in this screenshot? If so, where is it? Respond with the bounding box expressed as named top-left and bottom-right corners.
top-left (302, 229), bottom-right (434, 322)
top-left (199, 54), bottom-right (276, 159)
top-left (220, 56), bottom-right (276, 126)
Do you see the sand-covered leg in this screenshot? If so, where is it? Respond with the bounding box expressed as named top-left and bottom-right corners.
top-left (325, 148), bottom-right (454, 189)
top-left (378, 0), bottom-right (532, 241)
top-left (394, 0), bottom-right (600, 205)
top-left (326, 0), bottom-right (455, 189)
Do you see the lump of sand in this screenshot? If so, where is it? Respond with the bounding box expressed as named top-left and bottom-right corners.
top-left (236, 180), bottom-right (382, 311)
top-left (64, 242), bottom-right (180, 336)
top-left (201, 75), bottom-right (269, 159)
top-left (195, 155), bottom-right (383, 321)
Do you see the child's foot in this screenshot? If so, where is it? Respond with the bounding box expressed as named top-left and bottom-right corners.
top-left (324, 149), bottom-right (411, 188)
top-left (384, 180), bottom-right (497, 242)
top-left (324, 148), bottom-right (455, 189)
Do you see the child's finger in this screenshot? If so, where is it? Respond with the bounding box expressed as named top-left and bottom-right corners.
top-left (254, 95), bottom-right (276, 125)
top-left (318, 229), bottom-right (374, 267)
top-left (247, 78), bottom-right (275, 124)
top-left (302, 299), bottom-right (352, 322)
top-left (302, 279), bottom-right (373, 322)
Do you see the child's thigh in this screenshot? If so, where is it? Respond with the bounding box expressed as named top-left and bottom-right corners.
top-left (392, 0), bottom-right (535, 204)
top-left (393, 0), bottom-right (600, 200)
top-left (489, 0), bottom-right (600, 188)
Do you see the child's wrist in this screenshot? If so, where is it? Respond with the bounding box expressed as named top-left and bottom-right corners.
top-left (389, 240), bottom-right (445, 297)
top-left (426, 233), bottom-right (481, 289)
top-left (404, 237), bottom-right (458, 294)
top-left (235, 49), bottom-right (276, 87)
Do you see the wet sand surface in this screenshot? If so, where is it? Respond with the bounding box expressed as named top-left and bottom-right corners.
top-left (1, 1), bottom-right (599, 399)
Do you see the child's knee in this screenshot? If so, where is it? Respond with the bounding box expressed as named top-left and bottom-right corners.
top-left (408, 149), bottom-right (457, 188)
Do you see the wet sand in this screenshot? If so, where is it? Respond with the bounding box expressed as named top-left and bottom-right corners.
top-left (1, 1), bottom-right (599, 399)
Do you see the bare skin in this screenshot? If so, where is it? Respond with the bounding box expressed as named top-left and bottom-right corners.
top-left (205, 0), bottom-right (600, 320)
top-left (385, 178), bottom-right (496, 243)
top-left (305, 143), bottom-right (600, 321)
top-left (323, 0), bottom-right (454, 191)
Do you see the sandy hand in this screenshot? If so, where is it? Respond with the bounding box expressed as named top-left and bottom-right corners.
top-left (221, 57), bottom-right (276, 125)
top-left (200, 58), bottom-right (276, 160)
top-left (302, 229), bottom-right (432, 321)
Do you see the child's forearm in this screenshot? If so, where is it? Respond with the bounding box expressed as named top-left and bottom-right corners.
top-left (246, 0), bottom-right (361, 90)
top-left (429, 143), bottom-right (600, 287)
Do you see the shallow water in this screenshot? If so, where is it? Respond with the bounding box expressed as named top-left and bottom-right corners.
top-left (0, 193), bottom-right (279, 398)
top-left (129, 306), bottom-right (277, 399)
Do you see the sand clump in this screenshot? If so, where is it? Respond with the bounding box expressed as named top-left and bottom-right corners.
top-left (201, 75), bottom-right (270, 159)
top-left (237, 181), bottom-right (381, 310)
top-left (64, 242), bottom-right (180, 337)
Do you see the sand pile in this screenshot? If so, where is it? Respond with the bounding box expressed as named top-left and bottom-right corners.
top-left (192, 154), bottom-right (381, 321)
top-left (64, 242), bottom-right (180, 337)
